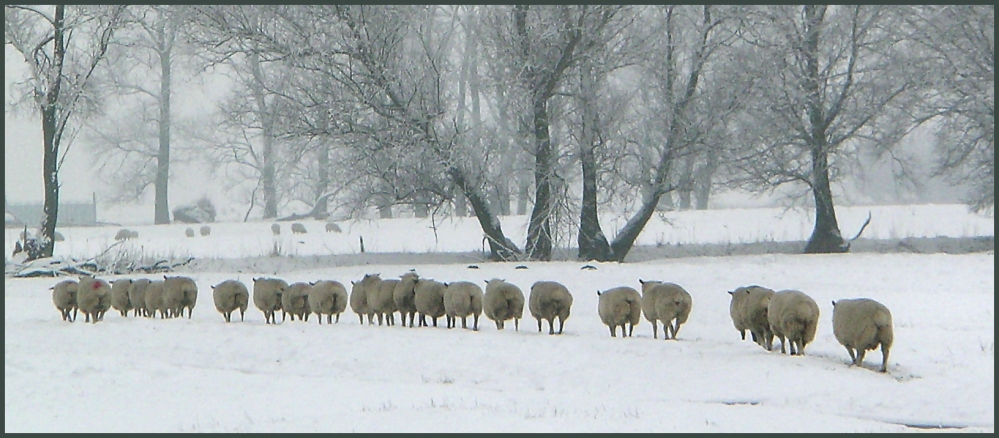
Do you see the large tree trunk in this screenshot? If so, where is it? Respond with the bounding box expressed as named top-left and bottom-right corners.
top-left (576, 63), bottom-right (613, 262)
top-left (516, 178), bottom-right (529, 215)
top-left (800, 5), bottom-right (846, 254)
top-left (694, 149), bottom-right (717, 210)
top-left (248, 52), bottom-right (278, 220)
top-left (38, 5), bottom-right (68, 259)
top-left (678, 153), bottom-right (695, 210)
top-left (449, 167), bottom-right (520, 260)
top-left (316, 143), bottom-right (330, 218)
top-left (154, 34), bottom-right (172, 225)
top-left (525, 98), bottom-right (555, 261)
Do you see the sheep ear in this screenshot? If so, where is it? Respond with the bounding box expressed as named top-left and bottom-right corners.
top-left (500, 278), bottom-right (505, 282)
top-left (163, 275), bottom-right (168, 280)
top-left (484, 280), bottom-right (489, 285)
top-left (831, 300), bottom-right (836, 307)
top-left (310, 281), bottom-right (315, 286)
top-left (728, 290), bottom-right (734, 295)
top-left (350, 280), bottom-right (355, 285)
top-left (597, 290), bottom-right (602, 296)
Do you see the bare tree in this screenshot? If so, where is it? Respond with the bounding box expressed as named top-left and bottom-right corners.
top-left (731, 5), bottom-right (920, 253)
top-left (906, 5), bottom-right (994, 212)
top-left (5, 5), bottom-right (127, 259)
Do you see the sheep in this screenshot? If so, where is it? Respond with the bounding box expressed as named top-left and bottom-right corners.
top-left (728, 285), bottom-right (776, 350)
top-left (76, 275), bottom-right (112, 323)
top-left (291, 222), bottom-right (307, 234)
top-left (832, 298), bottom-right (894, 372)
top-left (199, 225), bottom-right (211, 237)
top-left (349, 274), bottom-right (379, 325)
top-left (281, 282), bottom-right (312, 322)
top-left (128, 278), bottom-right (152, 317)
top-left (443, 281), bottom-right (483, 330)
top-left (528, 280), bottom-right (573, 335)
top-left (370, 278), bottom-right (400, 326)
top-left (483, 278), bottom-right (525, 331)
top-left (253, 277), bottom-right (287, 324)
top-left (767, 289), bottom-right (820, 356)
top-left (144, 280), bottom-right (167, 319)
top-left (413, 278), bottom-right (447, 327)
top-left (393, 272), bottom-right (420, 328)
top-left (212, 279), bottom-right (250, 323)
top-left (51, 279), bottom-right (78, 322)
top-left (325, 222), bottom-right (342, 233)
top-left (308, 280), bottom-right (349, 324)
top-left (638, 280), bottom-right (692, 340)
top-left (110, 278), bottom-right (133, 317)
top-left (185, 227), bottom-right (195, 238)
top-left (162, 275), bottom-right (199, 319)
top-left (597, 286), bottom-right (643, 338)
top-left (115, 228), bottom-right (135, 241)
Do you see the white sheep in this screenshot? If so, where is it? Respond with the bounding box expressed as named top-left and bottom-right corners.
top-left (253, 277), bottom-right (287, 324)
top-left (325, 222), bottom-right (342, 233)
top-left (443, 281), bottom-right (484, 330)
top-left (291, 222), bottom-right (307, 234)
top-left (110, 278), bottom-right (133, 317)
top-left (76, 275), bottom-right (112, 323)
top-left (371, 278), bottom-right (400, 326)
top-left (597, 286), bottom-right (642, 338)
top-left (832, 298), bottom-right (894, 372)
top-left (349, 274), bottom-right (379, 325)
top-left (185, 227), bottom-right (195, 238)
top-left (393, 272), bottom-right (420, 328)
top-left (281, 282), bottom-right (312, 322)
top-left (199, 225), bottom-right (211, 237)
top-left (728, 285), bottom-right (776, 350)
top-left (128, 278), bottom-right (152, 317)
top-left (484, 278), bottom-right (525, 331)
top-left (414, 278), bottom-right (447, 327)
top-left (144, 280), bottom-right (168, 319)
top-left (638, 280), bottom-right (692, 340)
top-left (768, 289), bottom-right (820, 356)
top-left (51, 279), bottom-right (78, 322)
top-left (163, 275), bottom-right (198, 319)
top-left (309, 280), bottom-right (349, 324)
top-left (212, 279), bottom-right (250, 323)
top-left (271, 223), bottom-right (281, 236)
top-left (528, 280), bottom-right (574, 335)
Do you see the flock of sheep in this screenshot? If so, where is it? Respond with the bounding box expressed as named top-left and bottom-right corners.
top-left (49, 271), bottom-right (894, 373)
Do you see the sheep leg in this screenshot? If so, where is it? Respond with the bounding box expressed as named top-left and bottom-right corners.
top-left (241, 309), bottom-right (245, 322)
top-left (515, 318), bottom-right (520, 331)
top-left (557, 316), bottom-right (564, 335)
top-left (495, 320), bottom-right (502, 330)
top-left (358, 314), bottom-right (364, 324)
top-left (335, 313), bottom-right (340, 323)
top-left (879, 345), bottom-right (890, 373)
top-left (432, 316), bottom-right (438, 327)
top-left (609, 325), bottom-right (617, 337)
top-left (548, 319), bottom-right (555, 335)
top-left (85, 312), bottom-right (91, 323)
top-left (856, 348), bottom-right (867, 367)
top-left (473, 314), bottom-right (479, 331)
top-left (72, 308), bottom-right (78, 322)
top-left (628, 322), bottom-right (635, 337)
top-left (652, 322), bottom-right (658, 339)
top-left (537, 318), bottom-right (543, 332)
top-left (671, 321), bottom-right (681, 340)
top-left (743, 330), bottom-right (749, 341)
top-left (461, 316), bottom-right (467, 329)
top-left (777, 335), bottom-right (786, 354)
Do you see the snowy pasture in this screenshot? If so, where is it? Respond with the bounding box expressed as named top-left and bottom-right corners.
top-left (4, 204), bottom-right (994, 432)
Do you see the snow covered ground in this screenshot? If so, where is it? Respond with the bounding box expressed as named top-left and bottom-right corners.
top-left (4, 204), bottom-right (994, 432)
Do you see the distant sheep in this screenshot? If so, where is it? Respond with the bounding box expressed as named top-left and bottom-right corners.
top-left (199, 225), bottom-right (211, 237)
top-left (728, 285), bottom-right (775, 350)
top-left (253, 277), bottom-right (288, 324)
top-left (163, 275), bottom-right (199, 319)
top-left (281, 282), bottom-right (312, 322)
top-left (832, 298), bottom-right (894, 372)
top-left (115, 228), bottom-right (137, 241)
top-left (639, 280), bottom-right (692, 340)
top-left (413, 278), bottom-right (447, 327)
top-left (185, 227), bottom-right (195, 238)
top-left (597, 286), bottom-right (642, 338)
top-left (325, 222), bottom-right (342, 233)
top-left (144, 280), bottom-right (167, 319)
top-left (443, 281), bottom-right (483, 330)
top-left (484, 278), bottom-right (525, 331)
top-left (393, 272), bottom-right (420, 328)
top-left (768, 289), bottom-right (820, 355)
top-left (76, 275), bottom-right (112, 324)
top-left (528, 280), bottom-right (573, 335)
top-left (212, 279), bottom-right (250, 323)
top-left (54, 231), bottom-right (65, 241)
top-left (291, 223), bottom-right (307, 234)
top-left (271, 223), bottom-right (281, 236)
top-left (51, 279), bottom-right (79, 322)
top-left (110, 278), bottom-right (134, 317)
top-left (128, 278), bottom-right (152, 317)
top-left (308, 280), bottom-right (349, 324)
top-left (349, 274), bottom-right (380, 325)
top-left (371, 278), bottom-right (400, 326)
